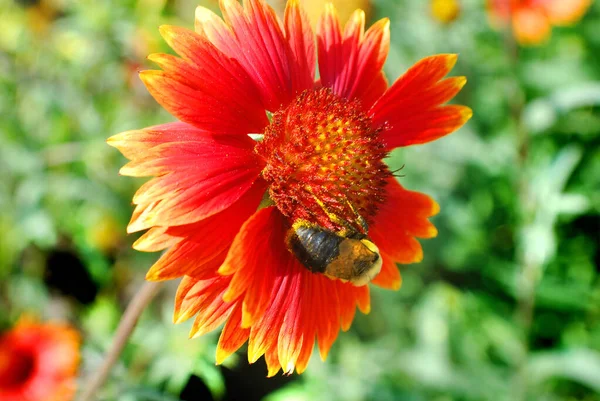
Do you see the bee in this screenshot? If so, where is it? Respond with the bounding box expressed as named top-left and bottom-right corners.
top-left (285, 199), bottom-right (382, 286)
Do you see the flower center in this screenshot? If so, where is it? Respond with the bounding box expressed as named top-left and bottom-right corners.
top-left (0, 348), bottom-right (36, 389)
top-left (256, 88), bottom-right (389, 232)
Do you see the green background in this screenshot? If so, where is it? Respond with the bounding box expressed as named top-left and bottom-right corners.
top-left (0, 0), bottom-right (598, 400)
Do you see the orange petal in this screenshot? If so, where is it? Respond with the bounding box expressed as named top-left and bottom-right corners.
top-left (194, 5), bottom-right (235, 49)
top-left (265, 344), bottom-right (282, 377)
top-left (133, 226), bottom-right (181, 252)
top-left (218, 208), bottom-right (370, 374)
top-left (247, 265), bottom-right (292, 365)
top-left (317, 4), bottom-right (390, 109)
top-left (149, 25), bottom-right (269, 135)
top-left (145, 181), bottom-right (265, 281)
top-left (173, 276), bottom-right (227, 324)
top-left (512, 6), bottom-right (551, 45)
top-left (216, 304), bottom-right (250, 365)
top-left (337, 281), bottom-right (358, 331)
top-left (544, 0), bottom-right (591, 26)
top-left (119, 135), bottom-right (263, 231)
top-left (316, 3), bottom-right (343, 90)
top-left (294, 274), bottom-right (317, 374)
top-left (107, 122), bottom-right (210, 161)
top-left (196, 0), bottom-right (307, 111)
top-left (360, 71), bottom-right (389, 111)
top-left (370, 178), bottom-right (439, 264)
top-left (140, 70), bottom-right (265, 136)
top-left (277, 267), bottom-right (305, 374)
top-left (370, 54), bottom-right (472, 149)
top-left (371, 251), bottom-right (402, 290)
top-left (314, 275), bottom-right (340, 360)
top-left (486, 0), bottom-right (512, 26)
top-left (172, 276), bottom-right (234, 339)
top-left (190, 287), bottom-right (234, 338)
top-left (219, 207), bottom-right (288, 327)
top-left (346, 17), bottom-right (390, 107)
top-left (284, 0), bottom-right (316, 92)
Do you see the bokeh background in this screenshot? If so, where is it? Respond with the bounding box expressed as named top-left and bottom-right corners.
top-left (1, 0), bottom-right (599, 400)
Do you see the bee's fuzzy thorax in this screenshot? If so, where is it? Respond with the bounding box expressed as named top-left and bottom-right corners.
top-left (256, 87), bottom-right (390, 231)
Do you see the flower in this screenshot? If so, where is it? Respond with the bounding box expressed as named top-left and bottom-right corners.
top-left (298, 0), bottom-right (372, 27)
top-left (431, 0), bottom-right (461, 24)
top-left (0, 319), bottom-right (80, 401)
top-left (488, 0), bottom-right (591, 45)
top-left (108, 0), bottom-right (471, 376)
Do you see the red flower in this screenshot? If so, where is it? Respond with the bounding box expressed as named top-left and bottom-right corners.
top-left (109, 0), bottom-right (471, 375)
top-left (488, 0), bottom-right (591, 45)
top-left (0, 319), bottom-right (80, 401)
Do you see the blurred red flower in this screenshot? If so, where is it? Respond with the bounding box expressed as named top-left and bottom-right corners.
top-left (0, 319), bottom-right (80, 401)
top-left (109, 0), bottom-right (471, 375)
top-left (488, 0), bottom-right (591, 45)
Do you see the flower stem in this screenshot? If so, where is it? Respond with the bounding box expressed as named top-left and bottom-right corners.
top-left (504, 19), bottom-right (541, 401)
top-left (78, 281), bottom-right (162, 401)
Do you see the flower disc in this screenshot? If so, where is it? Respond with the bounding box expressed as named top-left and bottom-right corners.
top-left (257, 88), bottom-right (390, 231)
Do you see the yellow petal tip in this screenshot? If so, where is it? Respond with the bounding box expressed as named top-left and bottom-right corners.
top-left (463, 106), bottom-right (474, 120)
top-left (431, 199), bottom-right (441, 216)
top-left (215, 347), bottom-right (229, 365)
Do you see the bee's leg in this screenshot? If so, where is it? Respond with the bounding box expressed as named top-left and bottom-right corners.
top-left (344, 200), bottom-right (369, 234)
top-left (302, 187), bottom-right (356, 236)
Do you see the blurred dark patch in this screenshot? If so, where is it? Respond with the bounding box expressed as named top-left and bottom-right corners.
top-left (550, 377), bottom-right (599, 400)
top-left (179, 356), bottom-right (296, 401)
top-left (567, 214), bottom-right (600, 272)
top-left (220, 357), bottom-right (296, 401)
top-left (180, 375), bottom-right (214, 401)
top-left (44, 247), bottom-right (98, 305)
top-left (436, 266), bottom-right (516, 307)
top-left (530, 312), bottom-right (562, 350)
top-left (14, 0), bottom-right (39, 6)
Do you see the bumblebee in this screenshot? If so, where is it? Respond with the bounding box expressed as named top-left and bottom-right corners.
top-left (285, 204), bottom-right (382, 286)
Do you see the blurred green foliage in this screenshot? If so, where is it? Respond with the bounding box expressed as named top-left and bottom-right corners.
top-left (0, 0), bottom-right (598, 400)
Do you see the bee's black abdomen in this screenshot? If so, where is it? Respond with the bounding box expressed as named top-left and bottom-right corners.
top-left (287, 224), bottom-right (344, 274)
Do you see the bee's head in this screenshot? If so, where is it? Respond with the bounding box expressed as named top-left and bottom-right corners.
top-left (324, 237), bottom-right (382, 286)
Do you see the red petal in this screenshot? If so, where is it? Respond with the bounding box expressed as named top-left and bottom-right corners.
top-left (219, 207), bottom-right (288, 329)
top-left (544, 0), bottom-right (591, 26)
top-left (133, 226), bottom-right (180, 252)
top-left (0, 321), bottom-right (80, 401)
top-left (140, 69), bottom-right (266, 136)
top-left (108, 122), bottom-right (210, 160)
top-left (370, 179), bottom-right (439, 265)
top-left (140, 26), bottom-right (269, 135)
top-left (173, 276), bottom-right (229, 324)
top-left (247, 260), bottom-right (292, 365)
top-left (360, 71), bottom-right (389, 111)
top-left (190, 291), bottom-right (234, 338)
top-left (217, 208), bottom-right (370, 374)
top-left (144, 181), bottom-right (265, 281)
top-left (284, 0), bottom-right (316, 92)
top-left (277, 264), bottom-right (305, 374)
top-left (370, 54), bottom-right (472, 149)
top-left (316, 4), bottom-right (342, 94)
top-left (216, 304), bottom-right (250, 364)
top-left (314, 275), bottom-right (340, 360)
top-left (173, 275), bottom-right (235, 339)
top-left (118, 134), bottom-right (263, 231)
top-left (293, 273), bottom-right (317, 374)
top-left (512, 6), bottom-right (551, 45)
top-left (371, 251), bottom-right (402, 290)
top-left (195, 0), bottom-right (308, 111)
top-left (317, 5), bottom-right (390, 109)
